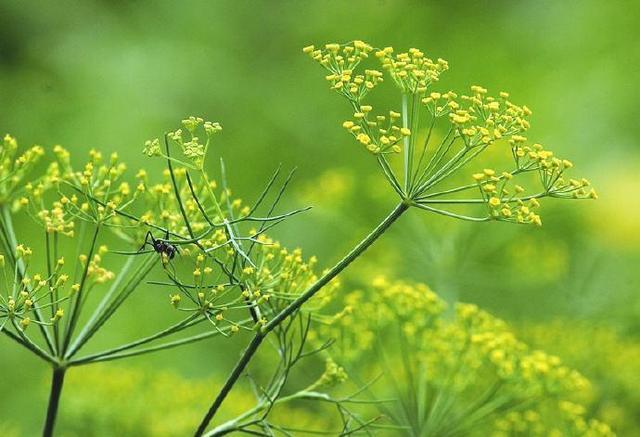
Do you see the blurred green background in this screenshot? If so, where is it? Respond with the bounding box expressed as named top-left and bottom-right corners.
top-left (1, 0), bottom-right (639, 435)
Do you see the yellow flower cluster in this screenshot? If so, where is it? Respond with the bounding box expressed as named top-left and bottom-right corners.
top-left (513, 142), bottom-right (597, 199)
top-left (471, 140), bottom-right (596, 225)
top-left (305, 42), bottom-right (596, 227)
top-left (417, 85), bottom-right (534, 150)
top-left (144, 116), bottom-right (222, 170)
top-left (306, 358), bottom-right (348, 391)
top-left (318, 278), bottom-right (610, 434)
top-left (473, 168), bottom-right (544, 225)
top-left (453, 303), bottom-right (589, 396)
top-left (420, 90), bottom-right (459, 117)
top-left (0, 134), bottom-right (45, 205)
top-left (375, 46), bottom-right (449, 94)
top-left (35, 200), bottom-right (76, 236)
top-left (131, 168), bottom-right (330, 332)
top-left (303, 42), bottom-right (382, 100)
top-left (168, 252), bottom-right (251, 335)
top-left (0, 245), bottom-right (72, 330)
top-left (520, 320), bottom-right (640, 435)
top-left (19, 153), bottom-right (74, 234)
top-left (494, 401), bottom-right (614, 437)
top-left (248, 235), bottom-right (338, 313)
top-left (449, 86), bottom-right (532, 147)
top-left (318, 278), bottom-right (445, 358)
top-left (134, 166), bottom-right (223, 242)
top-left (82, 245), bottom-right (114, 285)
top-left (142, 138), bottom-right (161, 157)
top-left (46, 147), bottom-right (135, 225)
top-left (155, 201), bottom-right (337, 327)
top-left (342, 107), bottom-right (410, 154)
top-left (137, 169), bottom-right (187, 232)
top-left (137, 177), bottom-right (240, 247)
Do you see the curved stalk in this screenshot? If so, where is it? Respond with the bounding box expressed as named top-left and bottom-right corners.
top-left (193, 201), bottom-right (409, 436)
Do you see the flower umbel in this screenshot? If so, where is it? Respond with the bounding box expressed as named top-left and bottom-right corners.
top-left (319, 278), bottom-right (613, 436)
top-left (305, 41), bottom-right (596, 226)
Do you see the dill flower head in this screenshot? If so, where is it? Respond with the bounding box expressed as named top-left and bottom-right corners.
top-left (304, 41), bottom-right (596, 226)
top-left (144, 116), bottom-right (222, 170)
top-left (376, 46), bottom-right (449, 94)
top-left (0, 127), bottom-right (325, 363)
top-left (0, 127), bottom-right (333, 392)
top-left (0, 244), bottom-right (76, 331)
top-left (110, 117), bottom-right (331, 335)
top-left (319, 278), bottom-right (612, 435)
top-left (303, 41), bottom-right (378, 98)
top-left (0, 135), bottom-right (45, 205)
top-left (27, 147), bottom-right (139, 230)
top-left (306, 358), bottom-right (348, 391)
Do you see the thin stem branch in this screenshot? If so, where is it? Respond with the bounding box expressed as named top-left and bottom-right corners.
top-left (65, 254), bottom-right (157, 359)
top-left (61, 224), bottom-right (101, 354)
top-left (2, 326), bottom-right (56, 364)
top-left (411, 202), bottom-right (489, 222)
top-left (402, 94), bottom-right (411, 192)
top-left (69, 313), bottom-right (202, 364)
top-left (193, 201), bottom-right (409, 436)
top-left (73, 328), bottom-right (226, 364)
top-left (266, 201), bottom-right (408, 331)
top-left (194, 334), bottom-right (265, 436)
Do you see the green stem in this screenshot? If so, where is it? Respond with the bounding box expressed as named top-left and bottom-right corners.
top-left (193, 201), bottom-right (409, 436)
top-left (70, 322), bottom-right (242, 365)
top-left (165, 136), bottom-right (196, 239)
top-left (194, 334), bottom-right (264, 436)
top-left (45, 231), bottom-right (61, 354)
top-left (266, 201), bottom-right (408, 331)
top-left (61, 224), bottom-right (101, 354)
top-left (65, 254), bottom-right (156, 359)
top-left (0, 205), bottom-right (56, 353)
top-left (206, 389), bottom-right (311, 436)
top-left (402, 94), bottom-right (411, 192)
top-left (69, 313), bottom-right (202, 365)
top-left (417, 192), bottom-right (547, 204)
top-left (42, 366), bottom-right (66, 437)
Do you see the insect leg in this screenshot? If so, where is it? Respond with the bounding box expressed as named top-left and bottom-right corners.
top-left (139, 230), bottom-right (153, 252)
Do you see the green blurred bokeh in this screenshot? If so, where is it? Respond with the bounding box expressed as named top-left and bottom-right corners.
top-left (1, 0), bottom-right (639, 434)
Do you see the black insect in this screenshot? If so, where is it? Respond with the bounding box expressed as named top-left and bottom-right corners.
top-left (141, 230), bottom-right (178, 260)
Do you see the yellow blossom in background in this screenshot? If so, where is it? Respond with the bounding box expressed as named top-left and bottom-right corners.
top-left (520, 320), bottom-right (640, 435)
top-left (588, 163), bottom-right (640, 249)
top-left (317, 278), bottom-right (613, 435)
top-left (298, 168), bottom-right (354, 205)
